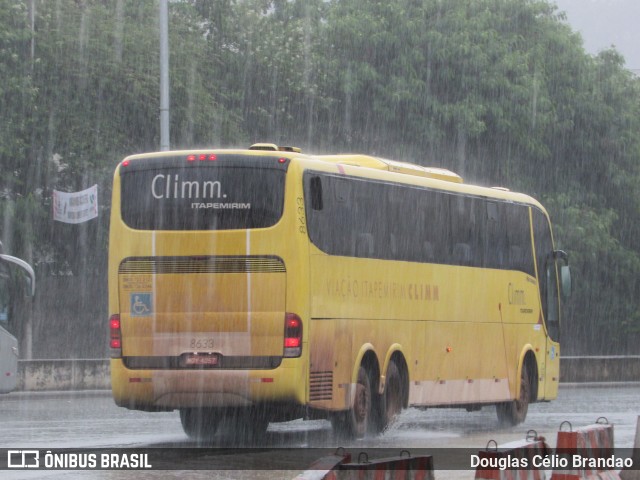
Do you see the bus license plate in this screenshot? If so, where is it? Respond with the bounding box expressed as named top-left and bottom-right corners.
top-left (182, 353), bottom-right (219, 367)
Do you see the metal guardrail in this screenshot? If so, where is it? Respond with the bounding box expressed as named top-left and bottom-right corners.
top-left (14, 356), bottom-right (640, 391)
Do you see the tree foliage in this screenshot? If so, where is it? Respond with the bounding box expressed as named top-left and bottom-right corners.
top-left (1, 0), bottom-right (639, 356)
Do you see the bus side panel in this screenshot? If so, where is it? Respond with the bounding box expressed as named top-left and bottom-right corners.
top-left (308, 253), bottom-right (515, 410)
top-left (500, 272), bottom-right (547, 402)
top-left (308, 318), bottom-right (353, 411)
top-left (412, 320), bottom-right (510, 406)
top-left (544, 339), bottom-right (560, 399)
top-left (410, 268), bottom-right (513, 406)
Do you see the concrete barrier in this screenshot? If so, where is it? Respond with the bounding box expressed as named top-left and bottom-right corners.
top-left (561, 356), bottom-right (640, 383)
top-left (474, 431), bottom-right (550, 480)
top-left (620, 416), bottom-right (640, 480)
top-left (551, 418), bottom-right (622, 480)
top-left (13, 356), bottom-right (640, 391)
top-left (17, 359), bottom-right (110, 391)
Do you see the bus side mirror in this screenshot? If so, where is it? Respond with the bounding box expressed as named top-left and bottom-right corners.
top-left (24, 275), bottom-right (35, 297)
top-left (553, 250), bottom-right (571, 299)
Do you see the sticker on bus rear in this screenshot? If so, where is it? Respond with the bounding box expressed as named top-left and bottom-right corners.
top-left (130, 293), bottom-right (152, 317)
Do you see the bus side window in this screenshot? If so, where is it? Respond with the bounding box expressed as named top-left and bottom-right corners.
top-left (505, 204), bottom-right (535, 276)
top-left (355, 233), bottom-right (374, 257)
top-left (387, 185), bottom-right (408, 261)
top-left (453, 243), bottom-right (472, 265)
top-left (419, 190), bottom-right (449, 264)
top-left (484, 201), bottom-right (507, 269)
top-left (333, 177), bottom-right (351, 203)
top-left (450, 195), bottom-right (481, 267)
top-left (423, 241), bottom-right (435, 262)
top-left (309, 176), bottom-right (323, 211)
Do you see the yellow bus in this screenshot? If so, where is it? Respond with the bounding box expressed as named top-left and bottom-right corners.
top-left (108, 144), bottom-right (571, 439)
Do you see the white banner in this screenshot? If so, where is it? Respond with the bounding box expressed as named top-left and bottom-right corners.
top-left (52, 185), bottom-right (98, 224)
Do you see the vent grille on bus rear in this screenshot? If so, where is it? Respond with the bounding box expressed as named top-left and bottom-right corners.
top-left (119, 255), bottom-right (286, 274)
top-left (309, 371), bottom-right (333, 401)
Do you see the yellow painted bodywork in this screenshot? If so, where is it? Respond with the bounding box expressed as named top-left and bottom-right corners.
top-left (307, 255), bottom-right (550, 411)
top-left (109, 149), bottom-right (560, 415)
top-left (109, 152), bottom-right (311, 410)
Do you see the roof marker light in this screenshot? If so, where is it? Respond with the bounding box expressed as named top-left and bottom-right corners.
top-left (187, 155), bottom-right (196, 162)
top-left (122, 160), bottom-right (130, 167)
top-left (278, 158), bottom-right (287, 164)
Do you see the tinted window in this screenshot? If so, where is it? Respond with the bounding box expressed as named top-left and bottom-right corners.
top-left (484, 201), bottom-right (507, 269)
top-left (450, 195), bottom-right (484, 267)
top-left (304, 171), bottom-right (536, 276)
top-left (121, 166), bottom-right (286, 230)
top-left (505, 204), bottom-right (535, 276)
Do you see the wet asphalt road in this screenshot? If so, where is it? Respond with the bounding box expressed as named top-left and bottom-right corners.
top-left (1, 384), bottom-right (638, 479)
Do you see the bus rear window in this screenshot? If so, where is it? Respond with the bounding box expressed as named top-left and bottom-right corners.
top-left (120, 166), bottom-right (285, 230)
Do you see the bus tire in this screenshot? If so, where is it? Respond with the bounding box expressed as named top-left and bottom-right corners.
top-left (180, 408), bottom-right (219, 441)
top-left (217, 407), bottom-right (270, 444)
top-left (332, 366), bottom-right (373, 438)
top-left (496, 364), bottom-right (531, 426)
top-left (380, 359), bottom-right (406, 431)
top-left (245, 408), bottom-right (270, 442)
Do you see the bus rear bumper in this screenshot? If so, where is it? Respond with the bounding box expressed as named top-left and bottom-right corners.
top-left (110, 359), bottom-right (304, 411)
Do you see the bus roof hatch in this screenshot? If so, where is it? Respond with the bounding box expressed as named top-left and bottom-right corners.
top-left (249, 143), bottom-right (302, 153)
top-left (317, 155), bottom-right (463, 183)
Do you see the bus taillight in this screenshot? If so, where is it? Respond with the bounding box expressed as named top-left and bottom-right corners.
top-left (110, 314), bottom-right (122, 358)
top-left (283, 313), bottom-right (302, 358)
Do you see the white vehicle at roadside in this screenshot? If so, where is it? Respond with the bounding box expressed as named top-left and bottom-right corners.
top-left (0, 243), bottom-right (35, 393)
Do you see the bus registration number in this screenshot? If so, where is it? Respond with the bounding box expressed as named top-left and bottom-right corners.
top-left (181, 353), bottom-right (219, 367)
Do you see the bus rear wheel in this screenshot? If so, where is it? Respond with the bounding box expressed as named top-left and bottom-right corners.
top-left (332, 366), bottom-right (373, 438)
top-left (217, 408), bottom-right (270, 444)
top-left (496, 364), bottom-right (530, 426)
top-left (380, 360), bottom-right (406, 431)
top-left (180, 408), bottom-right (219, 441)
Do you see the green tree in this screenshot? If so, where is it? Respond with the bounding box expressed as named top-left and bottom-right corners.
top-left (2, 0), bottom-right (640, 356)
top-left (0, 0), bottom-right (39, 261)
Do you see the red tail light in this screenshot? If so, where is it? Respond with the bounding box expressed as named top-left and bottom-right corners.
top-left (110, 314), bottom-right (122, 358)
top-left (283, 313), bottom-right (302, 358)
top-left (186, 154), bottom-right (216, 162)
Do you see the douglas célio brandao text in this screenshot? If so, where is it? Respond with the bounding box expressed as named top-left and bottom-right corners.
top-left (471, 453), bottom-right (633, 471)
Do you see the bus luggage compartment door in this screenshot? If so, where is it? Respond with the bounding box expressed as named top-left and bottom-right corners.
top-left (117, 256), bottom-right (286, 366)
